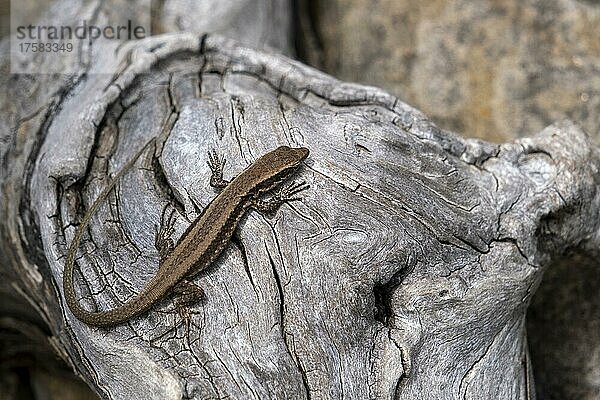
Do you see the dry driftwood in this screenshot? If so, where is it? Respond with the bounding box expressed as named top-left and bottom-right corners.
top-left (1, 12), bottom-right (599, 400)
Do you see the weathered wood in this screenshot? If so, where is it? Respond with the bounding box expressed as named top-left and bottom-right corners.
top-left (298, 2), bottom-right (600, 397)
top-left (1, 7), bottom-right (599, 400)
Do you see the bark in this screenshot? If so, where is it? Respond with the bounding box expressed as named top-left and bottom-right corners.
top-left (1, 3), bottom-right (599, 400)
top-left (296, 3), bottom-right (600, 397)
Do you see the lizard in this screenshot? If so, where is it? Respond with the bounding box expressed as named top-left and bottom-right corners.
top-left (63, 139), bottom-right (310, 327)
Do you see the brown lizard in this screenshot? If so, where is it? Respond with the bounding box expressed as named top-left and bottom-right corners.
top-left (63, 140), bottom-right (309, 327)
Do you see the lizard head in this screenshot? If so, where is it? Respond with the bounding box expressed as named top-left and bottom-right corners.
top-left (265, 146), bottom-right (310, 168)
top-left (252, 145), bottom-right (310, 193)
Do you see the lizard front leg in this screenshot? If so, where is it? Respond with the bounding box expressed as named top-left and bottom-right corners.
top-left (252, 180), bottom-right (310, 215)
top-left (207, 149), bottom-right (230, 189)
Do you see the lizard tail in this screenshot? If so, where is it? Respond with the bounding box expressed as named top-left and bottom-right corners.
top-left (63, 138), bottom-right (158, 327)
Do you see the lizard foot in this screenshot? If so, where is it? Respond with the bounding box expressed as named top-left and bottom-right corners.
top-left (207, 149), bottom-right (229, 189)
top-left (172, 279), bottom-right (204, 329)
top-left (252, 180), bottom-right (310, 214)
top-left (276, 180), bottom-right (310, 202)
top-left (155, 206), bottom-right (176, 261)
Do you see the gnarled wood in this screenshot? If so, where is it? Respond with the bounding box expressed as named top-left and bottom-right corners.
top-left (1, 5), bottom-right (599, 400)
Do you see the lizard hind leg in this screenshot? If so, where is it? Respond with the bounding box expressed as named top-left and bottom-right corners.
top-left (155, 206), bottom-right (177, 261)
top-left (171, 279), bottom-right (205, 327)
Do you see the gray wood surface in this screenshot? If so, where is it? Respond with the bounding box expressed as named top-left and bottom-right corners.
top-left (1, 3), bottom-right (599, 400)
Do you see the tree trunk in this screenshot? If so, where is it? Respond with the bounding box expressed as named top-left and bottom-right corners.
top-left (1, 2), bottom-right (599, 400)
